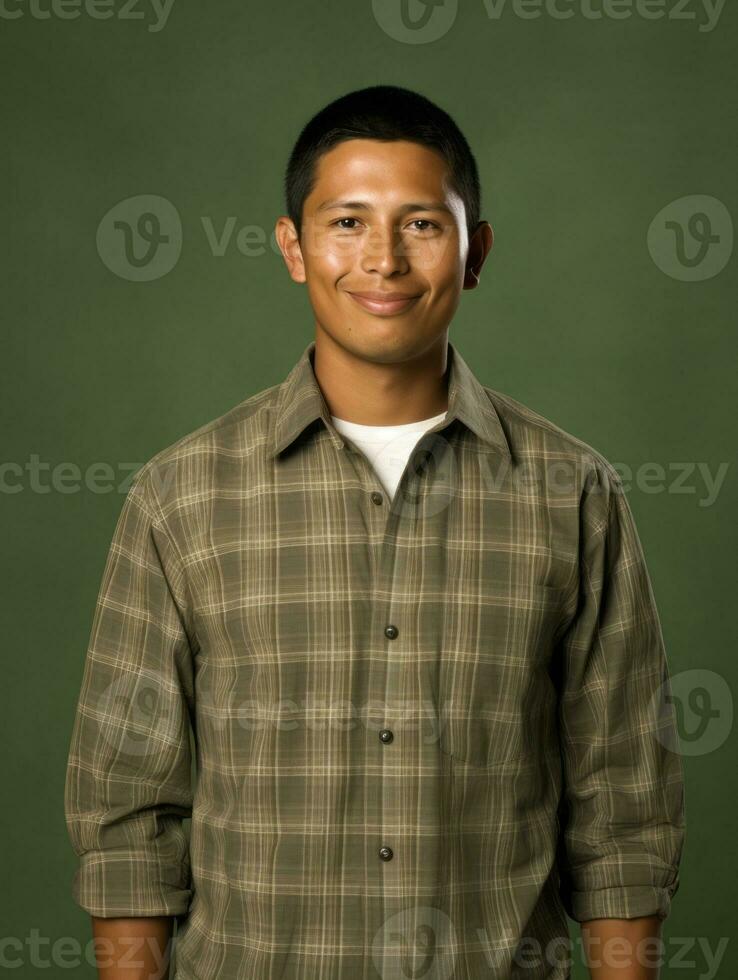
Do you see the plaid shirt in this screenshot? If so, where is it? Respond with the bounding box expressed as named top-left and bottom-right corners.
top-left (64, 339), bottom-right (685, 979)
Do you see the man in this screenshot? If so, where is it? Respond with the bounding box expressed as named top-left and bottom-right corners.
top-left (64, 85), bottom-right (685, 979)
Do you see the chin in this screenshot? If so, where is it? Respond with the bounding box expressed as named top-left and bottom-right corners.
top-left (353, 324), bottom-right (438, 361)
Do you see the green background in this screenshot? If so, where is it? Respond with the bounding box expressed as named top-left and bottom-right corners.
top-left (2, 1), bottom-right (735, 976)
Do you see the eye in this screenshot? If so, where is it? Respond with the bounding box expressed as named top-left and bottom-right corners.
top-left (330, 217), bottom-right (440, 232)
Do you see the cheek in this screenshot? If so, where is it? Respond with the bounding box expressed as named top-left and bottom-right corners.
top-left (414, 230), bottom-right (462, 278)
top-left (302, 258), bottom-right (350, 312)
top-left (321, 251), bottom-right (353, 278)
top-left (424, 274), bottom-right (462, 311)
top-left (304, 233), bottom-right (357, 278)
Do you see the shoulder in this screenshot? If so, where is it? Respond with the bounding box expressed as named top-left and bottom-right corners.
top-left (130, 381), bottom-right (281, 519)
top-left (483, 384), bottom-right (623, 490)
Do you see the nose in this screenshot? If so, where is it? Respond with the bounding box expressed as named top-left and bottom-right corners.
top-left (360, 221), bottom-right (410, 277)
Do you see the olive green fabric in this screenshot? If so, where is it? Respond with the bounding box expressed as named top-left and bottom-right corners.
top-left (64, 339), bottom-right (685, 979)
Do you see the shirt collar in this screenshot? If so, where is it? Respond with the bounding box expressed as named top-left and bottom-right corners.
top-left (268, 339), bottom-right (511, 460)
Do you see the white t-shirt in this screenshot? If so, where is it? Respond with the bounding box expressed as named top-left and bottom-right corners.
top-left (331, 410), bottom-right (447, 501)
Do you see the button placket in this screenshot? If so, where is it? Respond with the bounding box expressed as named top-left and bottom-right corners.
top-left (374, 475), bottom-right (424, 943)
top-left (337, 433), bottom-right (435, 899)
top-left (338, 439), bottom-right (404, 893)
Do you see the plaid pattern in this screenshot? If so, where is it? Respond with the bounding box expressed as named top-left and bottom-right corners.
top-left (64, 339), bottom-right (685, 979)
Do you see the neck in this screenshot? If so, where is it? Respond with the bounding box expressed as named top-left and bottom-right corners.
top-left (312, 327), bottom-right (450, 426)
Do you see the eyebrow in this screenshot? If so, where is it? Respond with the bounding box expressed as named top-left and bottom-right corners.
top-left (316, 199), bottom-right (454, 215)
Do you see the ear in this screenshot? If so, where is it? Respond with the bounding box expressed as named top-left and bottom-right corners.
top-left (463, 221), bottom-right (494, 290)
top-left (275, 216), bottom-right (306, 284)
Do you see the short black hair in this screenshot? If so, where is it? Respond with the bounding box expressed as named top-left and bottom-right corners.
top-left (284, 84), bottom-right (481, 242)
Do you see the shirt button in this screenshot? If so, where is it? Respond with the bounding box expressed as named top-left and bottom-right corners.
top-left (384, 625), bottom-right (398, 640)
top-left (378, 846), bottom-right (393, 861)
top-left (370, 491), bottom-right (383, 505)
top-left (379, 729), bottom-right (394, 744)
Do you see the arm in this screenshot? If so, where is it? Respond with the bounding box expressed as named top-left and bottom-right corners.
top-left (64, 462), bottom-right (197, 925)
top-left (581, 915), bottom-right (663, 979)
top-left (90, 916), bottom-right (174, 980)
top-left (553, 463), bottom-right (685, 954)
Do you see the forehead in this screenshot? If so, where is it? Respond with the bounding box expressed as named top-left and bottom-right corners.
top-left (306, 138), bottom-right (459, 208)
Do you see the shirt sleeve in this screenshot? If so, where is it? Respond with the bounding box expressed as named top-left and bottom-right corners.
top-left (63, 463), bottom-right (197, 917)
top-left (554, 462), bottom-right (686, 923)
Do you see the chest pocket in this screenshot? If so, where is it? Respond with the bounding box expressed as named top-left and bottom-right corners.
top-left (436, 580), bottom-right (567, 769)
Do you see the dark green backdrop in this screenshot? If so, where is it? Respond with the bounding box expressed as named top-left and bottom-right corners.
top-left (2, 1), bottom-right (735, 976)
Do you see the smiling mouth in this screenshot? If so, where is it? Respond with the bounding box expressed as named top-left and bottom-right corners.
top-left (346, 292), bottom-right (421, 316)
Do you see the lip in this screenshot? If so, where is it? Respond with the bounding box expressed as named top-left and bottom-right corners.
top-left (346, 290), bottom-right (422, 315)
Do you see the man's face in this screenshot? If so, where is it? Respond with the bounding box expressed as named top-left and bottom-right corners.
top-left (276, 138), bottom-right (492, 364)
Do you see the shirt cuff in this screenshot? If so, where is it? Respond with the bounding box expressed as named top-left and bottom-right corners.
top-left (72, 848), bottom-right (192, 918)
top-left (561, 877), bottom-right (680, 923)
